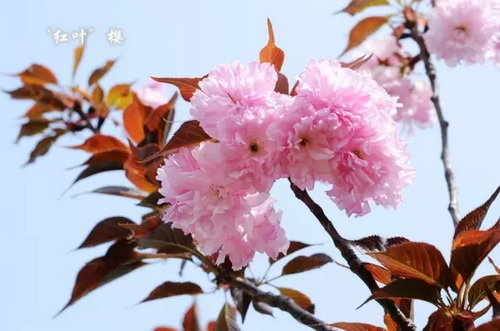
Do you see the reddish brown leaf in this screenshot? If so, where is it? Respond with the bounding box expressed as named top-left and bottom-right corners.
top-left (25, 130), bottom-right (65, 165)
top-left (138, 191), bottom-right (164, 209)
top-left (124, 143), bottom-right (160, 193)
top-left (363, 263), bottom-right (392, 285)
top-left (123, 95), bottom-right (150, 143)
top-left (383, 313), bottom-right (398, 331)
top-left (215, 303), bottom-right (239, 331)
top-left (151, 76), bottom-right (206, 102)
top-left (18, 64), bottom-right (58, 85)
top-left (369, 242), bottom-right (451, 288)
top-left (88, 59), bottom-right (116, 86)
top-left (473, 319), bottom-right (500, 331)
top-left (488, 257), bottom-right (500, 275)
top-left (23, 103), bottom-right (57, 118)
top-left (145, 92), bottom-right (178, 132)
top-left (154, 328), bottom-right (177, 331)
top-left (423, 308), bottom-right (454, 331)
top-left (328, 322), bottom-right (384, 331)
top-left (468, 275), bottom-right (500, 309)
top-left (278, 287), bottom-right (315, 313)
top-left (69, 134), bottom-right (129, 154)
top-left (72, 45), bottom-right (85, 80)
top-left (141, 282), bottom-right (202, 303)
top-left (270, 241), bottom-right (312, 264)
top-left (57, 240), bottom-right (144, 315)
top-left (454, 186), bottom-right (500, 239)
top-left (6, 85), bottom-right (66, 109)
top-left (361, 279), bottom-right (441, 307)
top-left (72, 161), bottom-right (124, 184)
top-left (259, 19), bottom-right (285, 71)
top-left (89, 186), bottom-right (147, 200)
top-left (77, 217), bottom-right (135, 249)
top-left (451, 229), bottom-right (500, 289)
top-left (230, 287), bottom-right (252, 322)
top-left (341, 16), bottom-right (389, 56)
top-left (348, 235), bottom-right (409, 253)
top-left (183, 303), bottom-right (200, 331)
top-left (81, 150), bottom-right (130, 166)
top-left (137, 221), bottom-right (194, 254)
top-left (145, 120), bottom-right (213, 162)
top-left (281, 253), bottom-right (332, 276)
top-left (336, 0), bottom-right (390, 16)
top-left (274, 72), bottom-right (289, 94)
top-left (206, 321), bottom-right (216, 331)
top-left (341, 54), bottom-right (373, 70)
top-left (16, 119), bottom-right (51, 142)
top-left (485, 287), bottom-right (500, 318)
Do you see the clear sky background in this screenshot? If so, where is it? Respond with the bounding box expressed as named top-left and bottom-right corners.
top-left (0, 1), bottom-right (499, 330)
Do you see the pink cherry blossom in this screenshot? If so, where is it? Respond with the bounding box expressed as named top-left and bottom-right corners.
top-left (137, 80), bottom-right (168, 108)
top-left (190, 61), bottom-right (282, 143)
top-left (287, 60), bottom-right (414, 216)
top-left (424, 0), bottom-right (498, 66)
top-left (156, 142), bottom-right (288, 270)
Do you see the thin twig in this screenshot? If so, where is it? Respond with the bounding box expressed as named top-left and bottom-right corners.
top-left (289, 180), bottom-right (416, 331)
top-left (409, 29), bottom-right (460, 227)
top-left (73, 101), bottom-right (97, 133)
top-left (221, 274), bottom-right (334, 331)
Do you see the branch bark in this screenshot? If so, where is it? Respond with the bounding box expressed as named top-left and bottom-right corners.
top-left (220, 274), bottom-right (334, 331)
top-left (409, 28), bottom-right (460, 227)
top-left (289, 180), bottom-right (416, 331)
top-left (73, 101), bottom-right (98, 133)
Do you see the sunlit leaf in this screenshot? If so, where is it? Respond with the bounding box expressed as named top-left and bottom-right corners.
top-left (328, 322), bottom-right (384, 331)
top-left (23, 103), bottom-right (58, 118)
top-left (454, 186), bottom-right (500, 239)
top-left (145, 92), bottom-right (178, 132)
top-left (69, 134), bottom-right (129, 154)
top-left (360, 279), bottom-right (441, 307)
top-left (144, 120), bottom-right (213, 163)
top-left (123, 94), bottom-right (149, 143)
top-left (151, 76), bottom-right (206, 102)
top-left (77, 216), bottom-right (135, 249)
top-left (106, 83), bottom-right (133, 109)
top-left (259, 19), bottom-right (285, 71)
top-left (57, 240), bottom-right (145, 315)
top-left (25, 129), bottom-right (65, 165)
top-left (141, 281), bottom-right (203, 303)
top-left (336, 0), bottom-right (390, 16)
top-left (183, 303), bottom-right (200, 331)
top-left (281, 253), bottom-right (332, 276)
top-left (16, 119), bottom-right (51, 142)
top-left (451, 229), bottom-right (500, 289)
top-left (468, 275), bottom-right (500, 309)
top-left (6, 85), bottom-right (66, 109)
top-left (18, 64), bottom-right (58, 85)
top-left (368, 242), bottom-right (451, 288)
top-left (80, 150), bottom-right (130, 166)
top-left (88, 59), bottom-right (116, 86)
top-left (215, 303), bottom-right (239, 331)
top-left (269, 241), bottom-right (312, 264)
top-left (423, 308), bottom-right (453, 331)
top-left (383, 313), bottom-right (398, 331)
top-left (72, 44), bottom-right (85, 80)
top-left (278, 288), bottom-right (314, 313)
top-left (124, 143), bottom-right (160, 193)
top-left (363, 263), bottom-right (392, 285)
top-left (341, 16), bottom-right (389, 56)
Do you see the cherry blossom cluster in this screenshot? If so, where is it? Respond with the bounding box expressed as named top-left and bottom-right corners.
top-left (356, 37), bottom-right (435, 132)
top-left (424, 0), bottom-right (500, 66)
top-left (157, 60), bottom-right (414, 269)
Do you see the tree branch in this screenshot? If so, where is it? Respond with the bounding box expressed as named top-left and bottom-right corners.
top-left (73, 101), bottom-right (97, 133)
top-left (409, 28), bottom-right (460, 228)
top-left (289, 180), bottom-right (416, 331)
top-left (220, 274), bottom-right (334, 331)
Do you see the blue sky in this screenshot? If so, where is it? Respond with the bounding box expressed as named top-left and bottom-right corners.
top-left (1, 0), bottom-right (499, 330)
